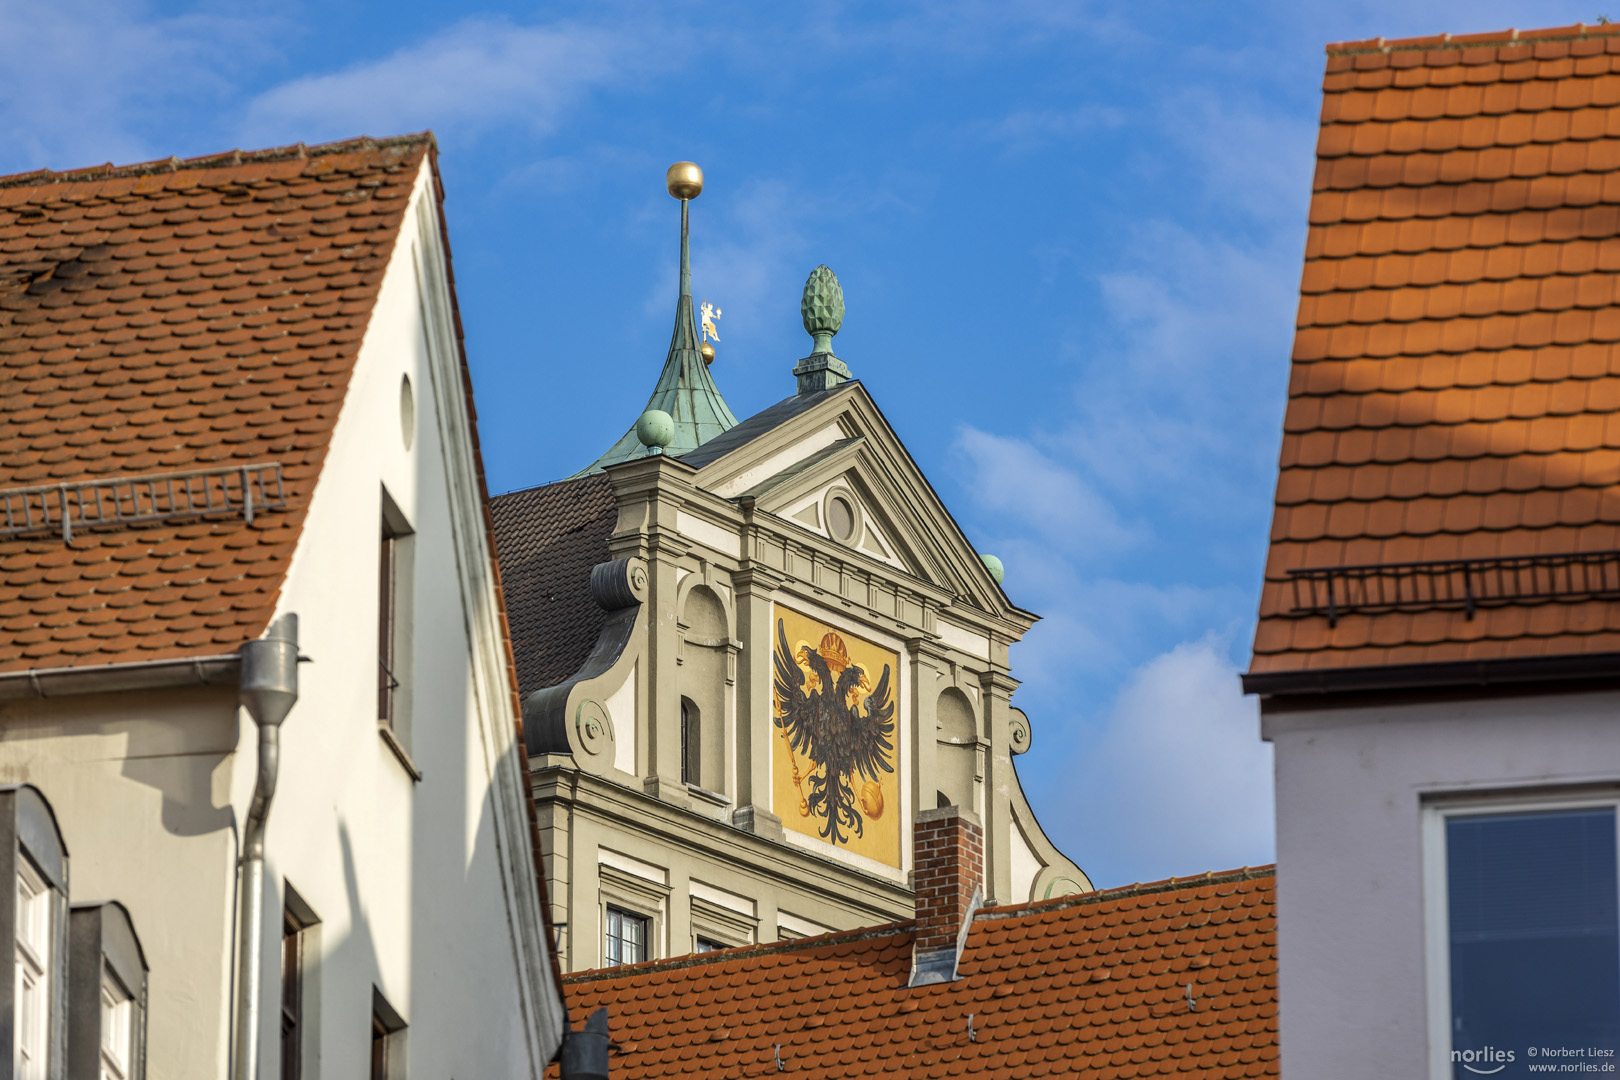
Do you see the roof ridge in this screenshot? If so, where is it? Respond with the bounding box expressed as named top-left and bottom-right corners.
top-left (976, 864), bottom-right (1277, 920)
top-left (1326, 22), bottom-right (1620, 56)
top-left (0, 132), bottom-right (436, 190)
top-left (561, 918), bottom-right (913, 984)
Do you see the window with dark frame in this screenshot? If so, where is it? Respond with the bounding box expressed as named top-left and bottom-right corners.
top-left (280, 909), bottom-right (303, 1080)
top-left (694, 937), bottom-right (725, 954)
top-left (370, 1013), bottom-right (388, 1080)
top-left (605, 906), bottom-right (648, 967)
top-left (377, 523), bottom-right (399, 725)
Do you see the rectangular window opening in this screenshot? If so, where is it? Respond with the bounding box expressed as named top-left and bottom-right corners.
top-left (1438, 802), bottom-right (1620, 1075)
top-left (16, 856), bottom-right (52, 1080)
top-left (370, 989), bottom-right (405, 1080)
top-left (281, 908), bottom-right (304, 1080)
top-left (680, 700), bottom-right (699, 787)
top-left (605, 906), bottom-right (648, 967)
top-left (378, 524), bottom-right (399, 726)
top-left (99, 965), bottom-right (132, 1080)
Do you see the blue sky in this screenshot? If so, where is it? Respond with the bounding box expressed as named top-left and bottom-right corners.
top-left (0, 0), bottom-right (1599, 886)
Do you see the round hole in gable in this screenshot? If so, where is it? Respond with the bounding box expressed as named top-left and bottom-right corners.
top-left (828, 496), bottom-right (855, 541)
top-left (400, 374), bottom-right (415, 450)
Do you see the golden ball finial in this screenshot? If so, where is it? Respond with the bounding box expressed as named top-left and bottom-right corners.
top-left (700, 341), bottom-right (715, 366)
top-left (666, 161), bottom-right (703, 200)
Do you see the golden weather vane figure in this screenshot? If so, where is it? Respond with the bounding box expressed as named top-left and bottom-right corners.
top-left (700, 301), bottom-right (722, 343)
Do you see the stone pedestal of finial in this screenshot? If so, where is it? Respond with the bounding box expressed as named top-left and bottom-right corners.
top-left (793, 264), bottom-right (852, 395)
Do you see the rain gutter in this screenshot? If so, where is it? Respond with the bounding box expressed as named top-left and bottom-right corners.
top-left (0, 654), bottom-right (240, 700)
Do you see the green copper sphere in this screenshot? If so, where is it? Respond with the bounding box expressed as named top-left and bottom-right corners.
top-left (980, 553), bottom-right (1005, 585)
top-left (635, 408), bottom-right (675, 450)
top-left (801, 265), bottom-right (845, 339)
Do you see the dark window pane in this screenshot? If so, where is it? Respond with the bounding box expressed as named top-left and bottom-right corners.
top-left (1447, 807), bottom-right (1620, 1078)
top-left (378, 531), bottom-right (397, 724)
top-left (370, 1015), bottom-right (387, 1080)
top-left (281, 912), bottom-right (301, 1080)
top-left (681, 701), bottom-right (699, 787)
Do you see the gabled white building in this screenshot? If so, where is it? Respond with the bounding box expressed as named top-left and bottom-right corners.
top-left (1245, 28), bottom-right (1620, 1079)
top-left (0, 136), bottom-right (569, 1080)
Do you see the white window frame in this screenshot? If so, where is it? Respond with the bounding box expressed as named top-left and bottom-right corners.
top-left (15, 855), bottom-right (52, 1080)
top-left (603, 906), bottom-right (649, 967)
top-left (99, 964), bottom-right (132, 1080)
top-left (1422, 789), bottom-right (1620, 1079)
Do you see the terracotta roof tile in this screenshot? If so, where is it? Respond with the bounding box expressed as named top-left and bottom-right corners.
top-left (556, 869), bottom-right (1276, 1080)
top-left (0, 136), bottom-right (430, 672)
top-left (1251, 28), bottom-right (1620, 676)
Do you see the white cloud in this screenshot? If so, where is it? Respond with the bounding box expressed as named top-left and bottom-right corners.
top-left (1051, 636), bottom-right (1273, 887)
top-left (242, 17), bottom-right (649, 146)
top-left (952, 426), bottom-right (1138, 554)
top-left (0, 1), bottom-right (265, 171)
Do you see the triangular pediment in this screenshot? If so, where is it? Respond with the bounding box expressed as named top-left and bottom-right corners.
top-left (686, 383), bottom-right (1025, 623)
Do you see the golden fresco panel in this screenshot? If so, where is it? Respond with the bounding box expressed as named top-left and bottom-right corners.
top-left (771, 606), bottom-right (900, 868)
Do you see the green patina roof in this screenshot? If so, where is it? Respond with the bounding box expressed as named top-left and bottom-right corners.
top-left (572, 201), bottom-right (739, 477)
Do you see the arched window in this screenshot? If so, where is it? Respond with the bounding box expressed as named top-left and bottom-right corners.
top-left (679, 587), bottom-right (728, 793)
top-left (935, 688), bottom-right (978, 812)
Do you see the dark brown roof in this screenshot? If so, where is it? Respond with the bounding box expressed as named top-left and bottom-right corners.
top-left (490, 475), bottom-right (617, 695)
top-left (558, 867), bottom-right (1277, 1079)
top-left (0, 135), bottom-right (428, 672)
top-left (1250, 26), bottom-right (1620, 680)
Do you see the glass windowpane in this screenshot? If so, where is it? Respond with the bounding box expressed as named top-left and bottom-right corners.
top-left (1446, 807), bottom-right (1620, 1077)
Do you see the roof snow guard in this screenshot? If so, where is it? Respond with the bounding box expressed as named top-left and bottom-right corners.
top-left (0, 134), bottom-right (429, 672)
top-left (1246, 27), bottom-right (1620, 691)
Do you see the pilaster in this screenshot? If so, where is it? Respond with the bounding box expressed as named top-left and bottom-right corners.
top-left (906, 637), bottom-right (951, 859)
top-left (605, 456), bottom-right (696, 808)
top-left (978, 669), bottom-right (1021, 907)
top-left (732, 563), bottom-right (786, 839)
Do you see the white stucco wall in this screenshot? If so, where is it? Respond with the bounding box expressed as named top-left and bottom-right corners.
top-left (1264, 687), bottom-right (1620, 1079)
top-left (0, 688), bottom-right (241, 1080)
top-left (249, 157), bottom-right (562, 1080)
top-left (0, 158), bottom-right (561, 1080)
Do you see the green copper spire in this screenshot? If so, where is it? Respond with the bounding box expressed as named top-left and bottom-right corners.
top-left (792, 265), bottom-right (851, 395)
top-left (572, 163), bottom-right (739, 477)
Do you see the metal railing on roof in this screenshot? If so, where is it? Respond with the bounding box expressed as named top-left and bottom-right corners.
top-left (0, 462), bottom-right (286, 543)
top-left (1288, 550), bottom-right (1620, 627)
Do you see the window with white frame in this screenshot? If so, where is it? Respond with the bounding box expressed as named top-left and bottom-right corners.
top-left (15, 857), bottom-right (52, 1080)
top-left (99, 965), bottom-right (132, 1080)
top-left (1427, 797), bottom-right (1620, 1078)
top-left (604, 906), bottom-right (648, 967)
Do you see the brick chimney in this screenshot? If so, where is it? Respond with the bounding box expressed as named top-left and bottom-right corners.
top-left (908, 805), bottom-right (984, 986)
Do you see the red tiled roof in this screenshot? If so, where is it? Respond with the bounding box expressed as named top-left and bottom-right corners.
top-left (1251, 27), bottom-right (1620, 676)
top-left (0, 136), bottom-right (428, 672)
top-left (558, 868), bottom-right (1276, 1079)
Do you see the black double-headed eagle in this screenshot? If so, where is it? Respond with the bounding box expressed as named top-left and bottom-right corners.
top-left (773, 619), bottom-right (896, 846)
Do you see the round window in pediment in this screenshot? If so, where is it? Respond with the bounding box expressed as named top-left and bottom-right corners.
top-left (827, 495), bottom-right (855, 541)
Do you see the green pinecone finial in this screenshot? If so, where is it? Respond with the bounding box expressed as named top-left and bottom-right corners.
top-left (801, 265), bottom-right (844, 356)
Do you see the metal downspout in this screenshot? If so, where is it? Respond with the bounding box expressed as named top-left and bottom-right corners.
top-left (233, 614), bottom-right (301, 1080)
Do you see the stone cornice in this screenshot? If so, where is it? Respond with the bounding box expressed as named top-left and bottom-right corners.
top-left (531, 765), bottom-right (912, 921)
